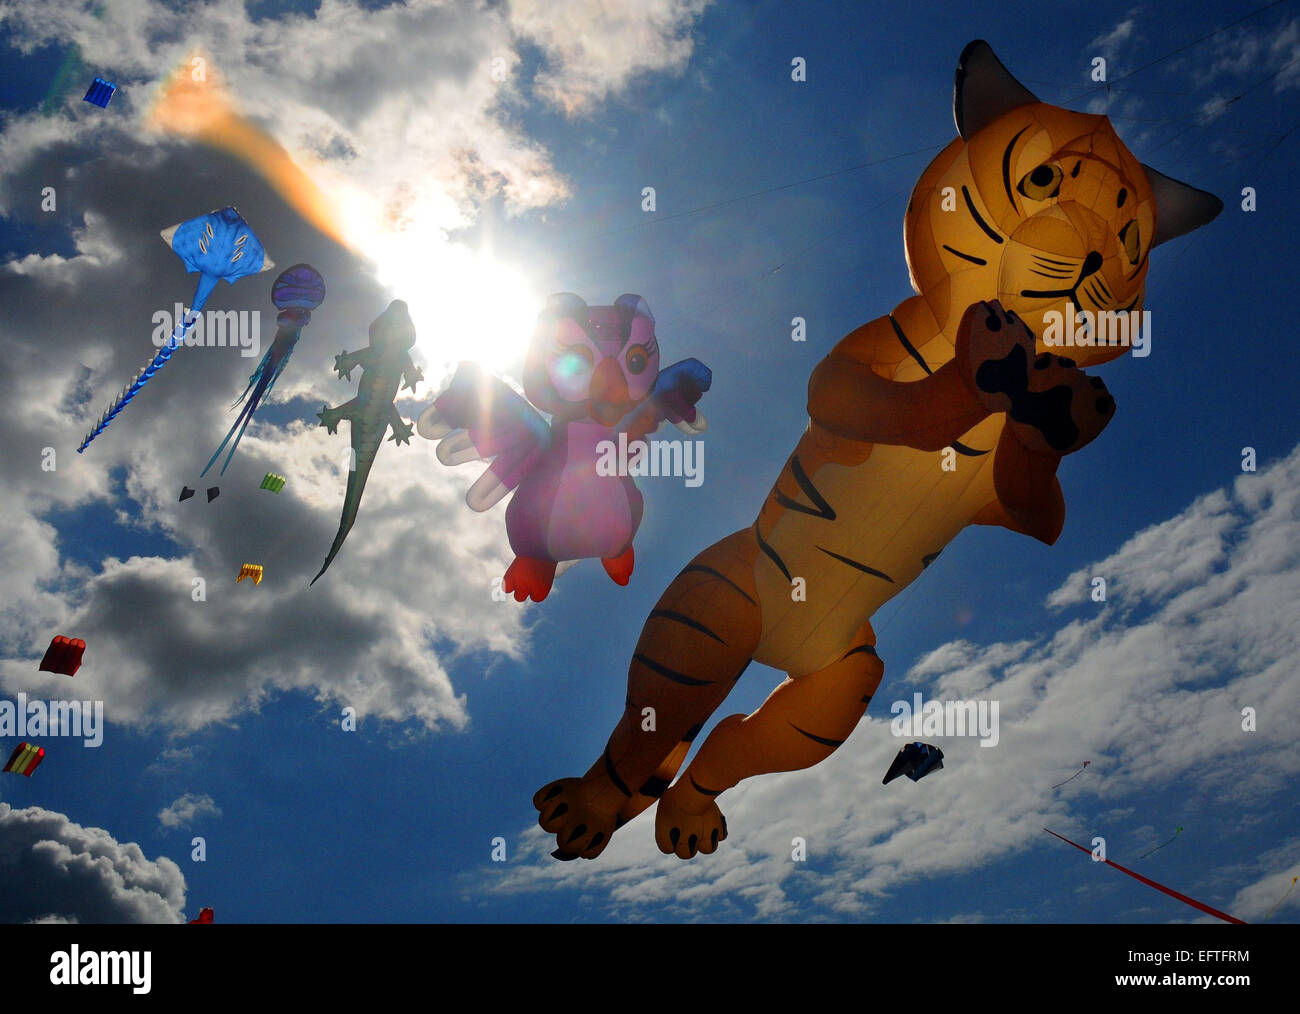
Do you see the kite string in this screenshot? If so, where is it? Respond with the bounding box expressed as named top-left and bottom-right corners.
top-left (1138, 825), bottom-right (1183, 860)
top-left (654, 182), bottom-right (917, 333)
top-left (576, 0), bottom-right (1297, 264)
top-left (1050, 762), bottom-right (1090, 790)
top-left (1264, 875), bottom-right (1298, 920)
top-left (570, 143), bottom-right (947, 248)
top-left (1059, 0), bottom-right (1297, 106)
top-left (553, 3), bottom-right (1300, 347)
top-left (1044, 828), bottom-right (1246, 923)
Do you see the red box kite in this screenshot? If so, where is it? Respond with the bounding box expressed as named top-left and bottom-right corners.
top-left (39, 636), bottom-right (85, 677)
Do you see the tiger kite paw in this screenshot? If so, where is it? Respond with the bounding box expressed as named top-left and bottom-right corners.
top-left (655, 783), bottom-right (729, 859)
top-left (954, 299), bottom-right (1038, 415)
top-left (533, 777), bottom-right (622, 861)
top-left (956, 300), bottom-right (1115, 455)
top-left (1003, 352), bottom-right (1116, 455)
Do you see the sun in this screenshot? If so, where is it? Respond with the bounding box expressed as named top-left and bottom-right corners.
top-left (382, 239), bottom-right (539, 377)
top-left (345, 199), bottom-right (541, 382)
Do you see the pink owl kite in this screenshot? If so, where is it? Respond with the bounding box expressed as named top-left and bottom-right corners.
top-left (418, 293), bottom-right (711, 602)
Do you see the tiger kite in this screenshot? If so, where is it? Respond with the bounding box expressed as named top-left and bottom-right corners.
top-left (533, 40), bottom-right (1223, 860)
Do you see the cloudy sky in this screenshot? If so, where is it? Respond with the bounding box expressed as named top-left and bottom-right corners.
top-left (0, 0), bottom-right (1296, 923)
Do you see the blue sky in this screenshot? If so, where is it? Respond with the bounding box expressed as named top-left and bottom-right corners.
top-left (0, 0), bottom-right (1297, 923)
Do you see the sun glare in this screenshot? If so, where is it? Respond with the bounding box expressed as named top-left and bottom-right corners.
top-left (345, 198), bottom-right (541, 382)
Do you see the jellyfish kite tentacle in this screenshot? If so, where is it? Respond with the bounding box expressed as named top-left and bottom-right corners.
top-left (200, 264), bottom-right (324, 476)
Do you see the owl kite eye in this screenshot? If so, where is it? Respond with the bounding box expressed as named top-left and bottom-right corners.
top-left (1119, 220), bottom-right (1140, 264)
top-left (557, 345), bottom-right (594, 378)
top-left (1017, 163), bottom-right (1063, 201)
top-left (626, 344), bottom-right (649, 375)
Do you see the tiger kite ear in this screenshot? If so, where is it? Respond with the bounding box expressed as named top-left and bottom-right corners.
top-left (1141, 164), bottom-right (1224, 246)
top-left (954, 40), bottom-right (1039, 140)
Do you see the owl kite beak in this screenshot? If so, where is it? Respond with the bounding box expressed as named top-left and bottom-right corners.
top-left (589, 357), bottom-right (630, 425)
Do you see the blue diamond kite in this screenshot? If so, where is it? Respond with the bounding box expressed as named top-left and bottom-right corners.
top-left (78, 207), bottom-right (274, 452)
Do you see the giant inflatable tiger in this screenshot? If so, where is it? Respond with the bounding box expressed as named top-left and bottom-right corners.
top-left (534, 40), bottom-right (1223, 860)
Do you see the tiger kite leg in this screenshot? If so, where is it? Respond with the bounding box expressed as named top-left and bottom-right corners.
top-left (533, 530), bottom-right (763, 859)
top-left (655, 619), bottom-right (884, 859)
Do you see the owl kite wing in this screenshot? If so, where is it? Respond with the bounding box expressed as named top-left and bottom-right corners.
top-left (417, 361), bottom-right (551, 511)
top-left (649, 357), bottom-right (712, 435)
top-left (618, 358), bottom-right (713, 440)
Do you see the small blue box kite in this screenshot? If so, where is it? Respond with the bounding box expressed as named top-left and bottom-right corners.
top-left (83, 78), bottom-right (116, 108)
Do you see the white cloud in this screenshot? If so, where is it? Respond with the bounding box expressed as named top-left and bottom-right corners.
top-left (157, 792), bottom-right (221, 829)
top-left (0, 803), bottom-right (187, 923)
top-left (1185, 17), bottom-right (1300, 93)
top-left (509, 0), bottom-right (712, 116)
top-left (1267, 19), bottom-right (1300, 92)
top-left (1089, 16), bottom-right (1138, 63)
top-left (1220, 836), bottom-right (1300, 922)
top-left (3, 212), bottom-right (123, 280)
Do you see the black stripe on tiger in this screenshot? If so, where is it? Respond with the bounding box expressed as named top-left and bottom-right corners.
top-left (604, 746), bottom-right (632, 797)
top-left (649, 609), bottom-right (726, 644)
top-left (1003, 126), bottom-right (1030, 206)
top-left (772, 455), bottom-right (837, 521)
top-left (816, 546), bottom-right (894, 583)
top-left (789, 723), bottom-right (846, 748)
top-left (950, 440), bottom-right (989, 456)
top-left (680, 564), bottom-right (758, 606)
top-left (754, 523), bottom-right (792, 581)
top-left (839, 643), bottom-right (879, 661)
top-left (638, 775), bottom-right (671, 799)
top-left (889, 314), bottom-right (932, 376)
top-left (633, 653), bottom-right (714, 687)
top-left (942, 244), bottom-right (988, 266)
top-left (690, 776), bottom-right (723, 797)
top-left (962, 185), bottom-right (1003, 244)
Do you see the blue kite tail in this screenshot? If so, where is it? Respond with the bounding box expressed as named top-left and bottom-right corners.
top-left (79, 308), bottom-right (202, 453)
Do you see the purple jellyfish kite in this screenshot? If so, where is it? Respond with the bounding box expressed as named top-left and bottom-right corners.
top-left (201, 263), bottom-right (326, 476)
